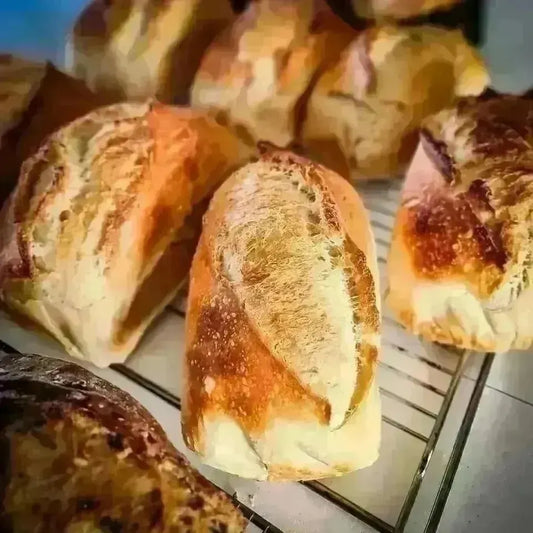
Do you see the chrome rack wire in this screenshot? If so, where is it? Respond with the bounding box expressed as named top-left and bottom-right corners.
top-left (0, 179), bottom-right (493, 532)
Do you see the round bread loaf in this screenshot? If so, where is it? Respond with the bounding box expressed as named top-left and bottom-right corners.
top-left (0, 102), bottom-right (244, 367)
top-left (0, 352), bottom-right (245, 532)
top-left (387, 92), bottom-right (533, 352)
top-left (302, 24), bottom-right (489, 180)
top-left (191, 0), bottom-right (355, 149)
top-left (182, 149), bottom-right (381, 481)
top-left (66, 0), bottom-right (234, 103)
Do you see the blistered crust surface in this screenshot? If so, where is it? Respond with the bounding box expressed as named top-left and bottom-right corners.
top-left (0, 352), bottom-right (245, 532)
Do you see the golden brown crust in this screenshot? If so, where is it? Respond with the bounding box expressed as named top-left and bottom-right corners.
top-left (191, 0), bottom-right (355, 148)
top-left (183, 149), bottom-right (380, 480)
top-left (0, 102), bottom-right (243, 366)
top-left (0, 352), bottom-right (245, 532)
top-left (69, 0), bottom-right (234, 103)
top-left (388, 92), bottom-right (533, 351)
top-left (302, 25), bottom-right (489, 180)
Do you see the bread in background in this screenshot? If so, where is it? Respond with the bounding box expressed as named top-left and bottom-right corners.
top-left (0, 352), bottom-right (245, 532)
top-left (191, 0), bottom-right (356, 149)
top-left (387, 92), bottom-right (533, 352)
top-left (182, 149), bottom-right (381, 481)
top-left (353, 0), bottom-right (462, 19)
top-left (0, 102), bottom-right (245, 367)
top-left (302, 25), bottom-right (489, 180)
top-left (0, 55), bottom-right (107, 204)
top-left (66, 0), bottom-right (234, 104)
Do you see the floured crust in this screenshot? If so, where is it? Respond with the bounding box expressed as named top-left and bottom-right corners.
top-left (183, 150), bottom-right (380, 481)
top-left (302, 25), bottom-right (489, 180)
top-left (353, 0), bottom-right (461, 19)
top-left (0, 352), bottom-right (245, 532)
top-left (67, 0), bottom-right (234, 103)
top-left (0, 102), bottom-right (243, 366)
top-left (191, 0), bottom-right (355, 148)
top-left (388, 92), bottom-right (533, 352)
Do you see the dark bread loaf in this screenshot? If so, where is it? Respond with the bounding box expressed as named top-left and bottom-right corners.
top-left (0, 352), bottom-right (245, 532)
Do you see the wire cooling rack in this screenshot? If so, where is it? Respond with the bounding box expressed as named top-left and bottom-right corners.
top-left (0, 179), bottom-right (493, 532)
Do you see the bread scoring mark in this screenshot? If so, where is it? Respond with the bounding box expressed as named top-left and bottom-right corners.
top-left (184, 275), bottom-right (330, 449)
top-left (420, 128), bottom-right (455, 182)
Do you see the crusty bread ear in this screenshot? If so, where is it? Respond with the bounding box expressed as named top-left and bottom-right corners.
top-left (387, 93), bottom-right (533, 352)
top-left (302, 25), bottom-right (489, 180)
top-left (67, 0), bottom-right (234, 103)
top-left (191, 0), bottom-right (355, 149)
top-left (182, 150), bottom-right (381, 481)
top-left (0, 102), bottom-right (245, 366)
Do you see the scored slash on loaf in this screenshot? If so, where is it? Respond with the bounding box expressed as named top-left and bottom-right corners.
top-left (182, 149), bottom-right (381, 481)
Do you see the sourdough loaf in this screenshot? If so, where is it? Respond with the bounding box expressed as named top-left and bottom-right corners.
top-left (388, 92), bottom-right (533, 352)
top-left (66, 0), bottom-right (234, 103)
top-left (0, 352), bottom-right (245, 532)
top-left (302, 24), bottom-right (489, 180)
top-left (182, 149), bottom-right (381, 481)
top-left (0, 102), bottom-right (244, 366)
top-left (191, 0), bottom-right (355, 148)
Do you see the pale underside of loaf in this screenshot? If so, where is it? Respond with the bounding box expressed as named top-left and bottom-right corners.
top-left (184, 152), bottom-right (381, 480)
top-left (388, 94), bottom-right (533, 352)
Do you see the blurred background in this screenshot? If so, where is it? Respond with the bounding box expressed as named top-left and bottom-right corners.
top-left (0, 0), bottom-right (531, 93)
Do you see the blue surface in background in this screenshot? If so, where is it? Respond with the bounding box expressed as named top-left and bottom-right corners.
top-left (0, 0), bottom-right (90, 65)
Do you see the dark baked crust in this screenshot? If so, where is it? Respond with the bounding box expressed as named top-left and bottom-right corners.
top-left (0, 352), bottom-right (245, 532)
top-left (402, 93), bottom-right (533, 298)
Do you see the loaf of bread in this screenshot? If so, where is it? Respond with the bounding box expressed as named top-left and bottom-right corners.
top-left (66, 0), bottom-right (234, 104)
top-left (302, 25), bottom-right (489, 180)
top-left (352, 0), bottom-right (462, 19)
top-left (0, 352), bottom-right (245, 532)
top-left (191, 0), bottom-right (355, 148)
top-left (0, 54), bottom-right (107, 204)
top-left (0, 102), bottom-right (244, 367)
top-left (182, 149), bottom-right (381, 481)
top-left (388, 92), bottom-right (533, 352)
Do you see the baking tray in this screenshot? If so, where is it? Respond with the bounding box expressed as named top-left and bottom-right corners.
top-left (0, 179), bottom-right (493, 532)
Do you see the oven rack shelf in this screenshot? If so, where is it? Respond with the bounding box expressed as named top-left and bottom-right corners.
top-left (0, 179), bottom-right (493, 532)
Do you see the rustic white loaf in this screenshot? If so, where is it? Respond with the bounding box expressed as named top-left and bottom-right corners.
top-left (0, 102), bottom-right (244, 366)
top-left (182, 149), bottom-right (381, 481)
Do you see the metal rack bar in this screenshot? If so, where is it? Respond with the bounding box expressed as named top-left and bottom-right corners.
top-left (394, 350), bottom-right (471, 530)
top-left (423, 353), bottom-right (495, 532)
top-left (304, 481), bottom-right (394, 533)
top-left (379, 388), bottom-right (437, 419)
top-left (378, 361), bottom-right (448, 397)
